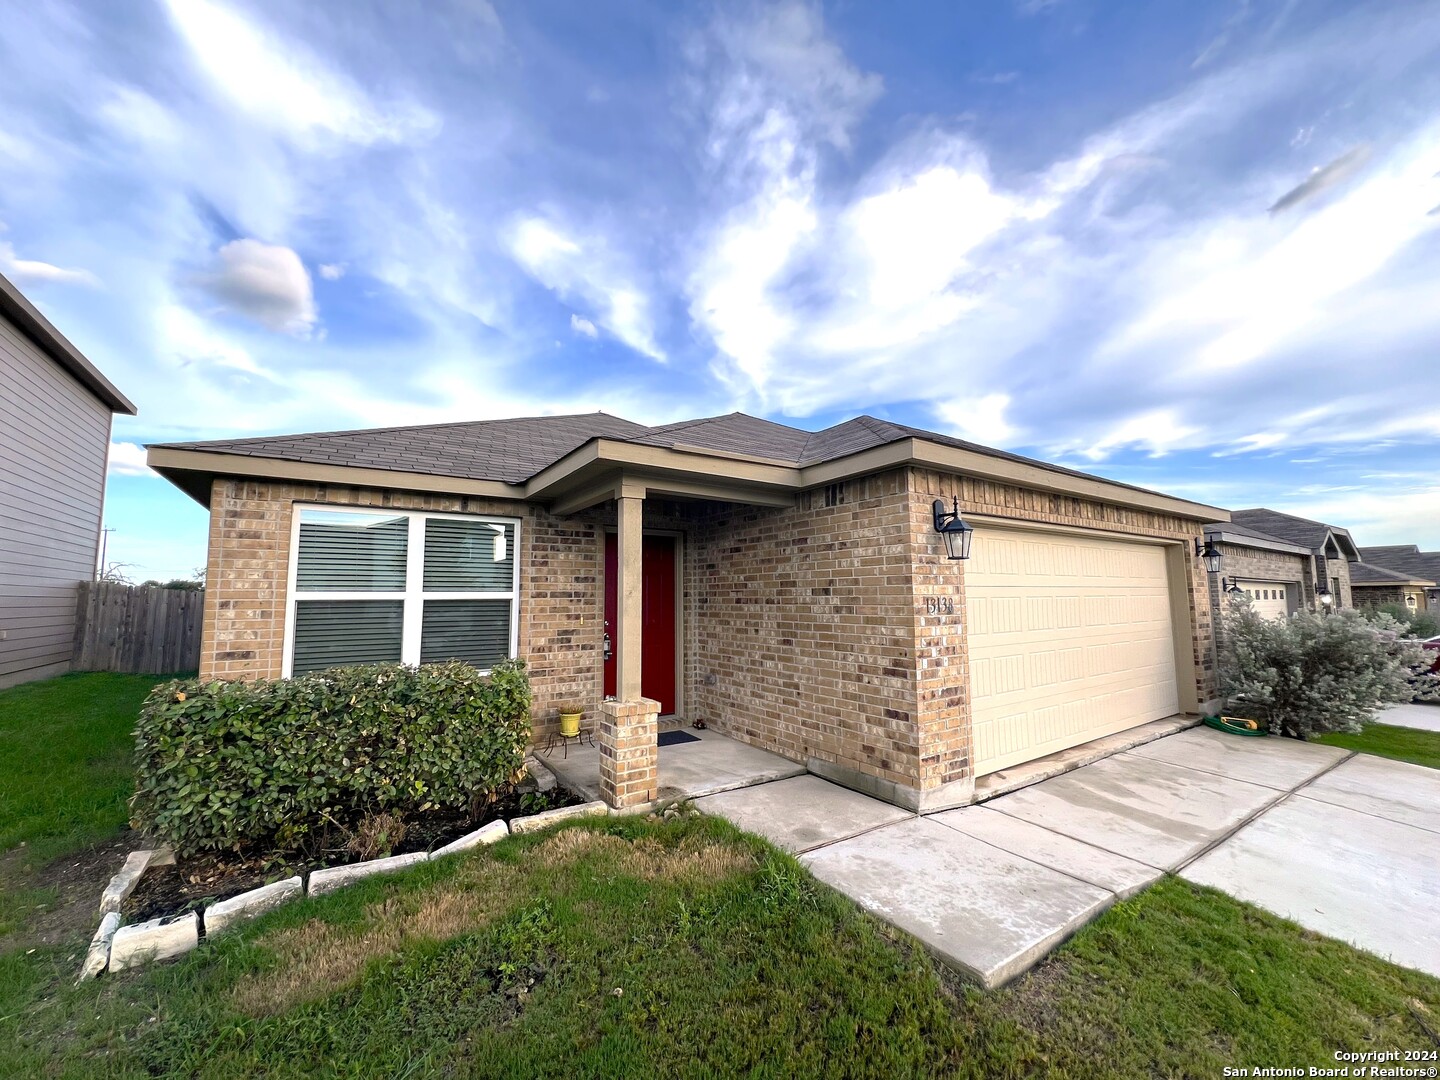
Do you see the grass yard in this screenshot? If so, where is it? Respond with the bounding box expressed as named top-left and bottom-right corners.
top-left (1314, 722), bottom-right (1440, 770)
top-left (3, 672), bottom-right (1438, 1077)
top-left (0, 672), bottom-right (174, 939)
top-left (4, 814), bottom-right (1439, 1079)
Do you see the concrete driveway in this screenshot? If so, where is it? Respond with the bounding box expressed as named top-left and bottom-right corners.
top-left (696, 726), bottom-right (1440, 988)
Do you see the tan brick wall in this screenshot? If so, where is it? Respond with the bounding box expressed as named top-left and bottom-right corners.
top-left (1352, 583), bottom-right (1427, 610)
top-left (908, 468), bottom-right (1217, 793)
top-left (202, 467), bottom-right (1217, 801)
top-left (684, 470), bottom-right (924, 791)
top-left (1209, 543), bottom-right (1308, 617)
top-left (201, 479), bottom-right (603, 734)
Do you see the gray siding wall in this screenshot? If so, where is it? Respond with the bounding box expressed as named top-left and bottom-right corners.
top-left (0, 315), bottom-right (112, 688)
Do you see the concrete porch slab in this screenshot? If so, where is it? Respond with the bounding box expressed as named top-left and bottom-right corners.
top-left (1182, 794), bottom-right (1440, 978)
top-left (802, 816), bottom-right (1115, 988)
top-left (540, 726), bottom-right (805, 804)
top-left (985, 751), bottom-right (1283, 870)
top-left (973, 715), bottom-right (1198, 802)
top-left (930, 806), bottom-right (1161, 899)
top-left (1299, 754), bottom-right (1440, 834)
top-left (1377, 702), bottom-right (1440, 733)
top-left (1124, 726), bottom-right (1349, 791)
top-left (695, 775), bottom-right (912, 853)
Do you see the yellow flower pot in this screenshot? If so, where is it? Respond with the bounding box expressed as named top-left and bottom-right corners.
top-left (559, 711), bottom-right (582, 738)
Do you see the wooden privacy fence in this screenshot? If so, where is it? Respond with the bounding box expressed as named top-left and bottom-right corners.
top-left (74, 582), bottom-right (203, 675)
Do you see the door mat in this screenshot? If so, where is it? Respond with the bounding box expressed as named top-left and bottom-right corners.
top-left (658, 730), bottom-right (701, 747)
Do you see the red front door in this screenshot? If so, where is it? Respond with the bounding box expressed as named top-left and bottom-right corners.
top-left (603, 533), bottom-right (677, 714)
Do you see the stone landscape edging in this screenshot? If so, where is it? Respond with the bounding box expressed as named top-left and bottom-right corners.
top-left (78, 798), bottom-right (612, 981)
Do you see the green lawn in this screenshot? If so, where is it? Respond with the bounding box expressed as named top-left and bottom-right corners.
top-left (3, 814), bottom-right (1438, 1078)
top-left (2, 673), bottom-right (1438, 1077)
top-left (0, 672), bottom-right (173, 937)
top-left (1314, 722), bottom-right (1440, 770)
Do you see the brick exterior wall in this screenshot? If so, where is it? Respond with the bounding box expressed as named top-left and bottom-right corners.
top-left (1352, 583), bottom-right (1427, 610)
top-left (912, 468), bottom-right (1215, 797)
top-left (200, 467), bottom-right (1217, 805)
top-left (1209, 542), bottom-right (1307, 618)
top-left (684, 470), bottom-right (923, 794)
top-left (201, 479), bottom-right (605, 733)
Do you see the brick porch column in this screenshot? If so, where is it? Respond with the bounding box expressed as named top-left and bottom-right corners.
top-left (599, 697), bottom-right (659, 807)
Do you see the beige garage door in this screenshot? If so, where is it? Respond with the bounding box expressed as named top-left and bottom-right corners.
top-left (1235, 581), bottom-right (1290, 621)
top-left (967, 527), bottom-right (1181, 775)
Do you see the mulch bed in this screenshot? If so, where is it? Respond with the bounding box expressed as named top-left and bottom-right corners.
top-left (124, 786), bottom-right (585, 923)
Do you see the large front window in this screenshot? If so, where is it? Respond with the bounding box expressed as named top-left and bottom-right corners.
top-left (285, 506), bottom-right (519, 676)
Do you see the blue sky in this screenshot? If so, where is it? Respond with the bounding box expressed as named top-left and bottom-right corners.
top-left (2, 0), bottom-right (1438, 581)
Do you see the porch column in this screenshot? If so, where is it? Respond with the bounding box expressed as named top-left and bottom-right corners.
top-left (599, 490), bottom-right (658, 808)
top-left (615, 492), bottom-right (643, 699)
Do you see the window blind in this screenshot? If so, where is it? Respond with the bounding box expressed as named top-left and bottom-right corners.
top-left (292, 600), bottom-right (404, 674)
top-left (296, 512), bottom-right (408, 591)
top-left (423, 519), bottom-right (515, 592)
top-left (419, 600), bottom-right (512, 667)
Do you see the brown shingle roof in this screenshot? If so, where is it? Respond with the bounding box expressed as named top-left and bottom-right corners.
top-left (1230, 508), bottom-right (1360, 559)
top-left (151, 408), bottom-right (1218, 510)
top-left (152, 412), bottom-right (650, 484)
top-left (1359, 546), bottom-right (1440, 583)
top-left (1350, 561), bottom-right (1436, 586)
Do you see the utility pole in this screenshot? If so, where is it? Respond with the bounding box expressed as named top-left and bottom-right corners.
top-left (98, 527), bottom-right (115, 580)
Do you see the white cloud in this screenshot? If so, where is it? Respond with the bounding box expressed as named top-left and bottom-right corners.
top-left (935, 394), bottom-right (1018, 446)
top-left (107, 441), bottom-right (153, 476)
top-left (569, 313), bottom-right (597, 338)
top-left (508, 216), bottom-right (663, 360)
top-left (158, 302), bottom-right (273, 377)
top-left (0, 240), bottom-right (99, 287)
top-left (199, 239), bottom-right (317, 336)
top-left (162, 0), bottom-right (438, 147)
top-left (685, 1), bottom-right (881, 392)
top-left (318, 262), bottom-right (345, 280)
top-left (1076, 408), bottom-right (1204, 461)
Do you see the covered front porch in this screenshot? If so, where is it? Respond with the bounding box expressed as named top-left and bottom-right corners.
top-left (540, 723), bottom-right (806, 805)
top-left (536, 455), bottom-right (799, 809)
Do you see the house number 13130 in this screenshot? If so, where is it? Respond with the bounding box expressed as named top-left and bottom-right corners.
top-left (924, 596), bottom-right (955, 616)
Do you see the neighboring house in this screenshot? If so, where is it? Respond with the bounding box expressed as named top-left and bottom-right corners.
top-left (1358, 545), bottom-right (1440, 614)
top-left (1227, 508), bottom-right (1360, 610)
top-left (0, 272), bottom-right (136, 689)
top-left (148, 411), bottom-right (1226, 812)
top-left (1201, 519), bottom-right (1311, 620)
top-left (1348, 561), bottom-right (1435, 614)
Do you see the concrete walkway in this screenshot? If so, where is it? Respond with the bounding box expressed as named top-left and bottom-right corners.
top-left (1378, 701), bottom-right (1440, 732)
top-left (696, 726), bottom-right (1440, 988)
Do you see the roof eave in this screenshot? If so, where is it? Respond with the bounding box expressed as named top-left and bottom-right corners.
top-left (1203, 527), bottom-right (1311, 557)
top-left (0, 271), bottom-right (136, 415)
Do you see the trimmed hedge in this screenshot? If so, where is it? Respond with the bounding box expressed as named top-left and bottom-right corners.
top-left (131, 660), bottom-right (533, 857)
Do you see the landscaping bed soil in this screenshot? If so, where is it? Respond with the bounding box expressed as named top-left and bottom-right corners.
top-left (123, 785), bottom-right (584, 923)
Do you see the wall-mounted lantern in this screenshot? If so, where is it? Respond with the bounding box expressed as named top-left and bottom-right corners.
top-left (932, 497), bottom-right (974, 560)
top-left (1195, 537), bottom-right (1223, 575)
top-left (1221, 577), bottom-right (1246, 600)
top-left (1317, 589), bottom-right (1334, 608)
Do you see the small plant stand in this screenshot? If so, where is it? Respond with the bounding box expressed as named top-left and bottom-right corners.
top-left (541, 725), bottom-right (595, 759)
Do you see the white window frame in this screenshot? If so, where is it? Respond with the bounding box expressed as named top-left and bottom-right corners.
top-left (282, 504), bottom-right (521, 677)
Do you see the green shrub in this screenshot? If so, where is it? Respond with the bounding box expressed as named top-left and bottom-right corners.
top-left (1362, 602), bottom-right (1440, 640)
top-left (1219, 606), bottom-right (1439, 738)
top-left (131, 659), bottom-right (533, 857)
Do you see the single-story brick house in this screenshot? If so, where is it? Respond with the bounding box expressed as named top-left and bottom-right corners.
top-left (1201, 519), bottom-right (1312, 621)
top-left (1358, 546), bottom-right (1440, 614)
top-left (1349, 561), bottom-right (1437, 614)
top-left (1226, 508), bottom-right (1359, 611)
top-left (148, 411), bottom-right (1226, 811)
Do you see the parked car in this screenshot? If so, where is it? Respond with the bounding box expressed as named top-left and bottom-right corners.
top-left (1423, 636), bottom-right (1440, 674)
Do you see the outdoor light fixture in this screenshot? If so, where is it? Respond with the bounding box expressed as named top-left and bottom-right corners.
top-left (1194, 537), bottom-right (1223, 575)
top-left (932, 497), bottom-right (974, 560)
top-left (1318, 590), bottom-right (1335, 608)
top-left (1221, 577), bottom-right (1246, 600)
